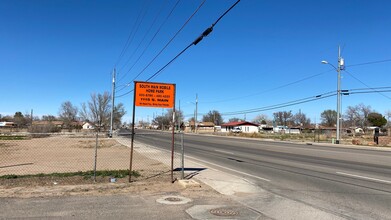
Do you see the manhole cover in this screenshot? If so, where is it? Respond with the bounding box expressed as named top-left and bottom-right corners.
top-left (156, 196), bottom-right (192, 205)
top-left (165, 197), bottom-right (182, 202)
top-left (210, 208), bottom-right (239, 216)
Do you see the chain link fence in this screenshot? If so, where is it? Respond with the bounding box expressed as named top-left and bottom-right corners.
top-left (0, 130), bottom-right (183, 182)
top-left (117, 130), bottom-right (183, 182)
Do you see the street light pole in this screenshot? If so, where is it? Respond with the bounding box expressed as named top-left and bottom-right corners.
top-left (336, 46), bottom-right (341, 144)
top-left (110, 68), bottom-right (116, 138)
top-left (321, 46), bottom-right (344, 144)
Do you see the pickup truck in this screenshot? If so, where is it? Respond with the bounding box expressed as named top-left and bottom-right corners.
top-left (231, 127), bottom-right (242, 133)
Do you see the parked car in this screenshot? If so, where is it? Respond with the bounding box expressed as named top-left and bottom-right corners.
top-left (231, 127), bottom-right (242, 133)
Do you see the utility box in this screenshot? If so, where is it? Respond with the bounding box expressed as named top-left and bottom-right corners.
top-left (374, 127), bottom-right (380, 145)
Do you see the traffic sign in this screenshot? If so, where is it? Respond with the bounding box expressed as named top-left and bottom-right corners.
top-left (134, 81), bottom-right (175, 108)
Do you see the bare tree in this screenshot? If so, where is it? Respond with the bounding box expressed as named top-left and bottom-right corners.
top-left (42, 115), bottom-right (57, 121)
top-left (113, 103), bottom-right (126, 129)
top-left (59, 101), bottom-right (78, 130)
top-left (321, 109), bottom-right (337, 127)
top-left (13, 112), bottom-right (27, 128)
top-left (385, 110), bottom-right (391, 127)
top-left (91, 92), bottom-right (110, 130)
top-left (80, 92), bottom-right (111, 131)
top-left (228, 117), bottom-right (241, 123)
top-left (79, 103), bottom-right (89, 122)
top-left (358, 103), bottom-right (372, 128)
top-left (151, 109), bottom-right (180, 130)
top-left (80, 93), bottom-right (126, 131)
top-left (24, 110), bottom-right (33, 126)
top-left (252, 114), bottom-right (271, 125)
top-left (202, 110), bottom-right (223, 125)
top-left (344, 103), bottom-right (372, 128)
top-left (273, 111), bottom-right (293, 126)
top-left (152, 115), bottom-right (171, 130)
top-left (293, 111), bottom-right (311, 127)
top-left (345, 105), bottom-right (360, 127)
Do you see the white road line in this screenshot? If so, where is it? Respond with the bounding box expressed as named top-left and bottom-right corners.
top-left (214, 149), bottom-right (234, 155)
top-left (336, 172), bottom-right (391, 184)
top-left (186, 155), bottom-right (271, 182)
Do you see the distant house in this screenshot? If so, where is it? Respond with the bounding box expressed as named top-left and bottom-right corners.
top-left (82, 122), bottom-right (95, 130)
top-left (259, 124), bottom-right (274, 133)
top-left (0, 122), bottom-right (16, 127)
top-left (221, 121), bottom-right (259, 133)
top-left (273, 125), bottom-right (301, 134)
top-left (185, 121), bottom-right (215, 133)
top-left (33, 120), bottom-right (64, 128)
top-left (273, 125), bottom-right (288, 133)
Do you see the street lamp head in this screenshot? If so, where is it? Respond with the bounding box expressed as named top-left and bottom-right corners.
top-left (321, 60), bottom-right (329, 64)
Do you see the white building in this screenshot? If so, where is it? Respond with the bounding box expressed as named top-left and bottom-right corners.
top-left (82, 122), bottom-right (95, 130)
top-left (221, 121), bottom-right (259, 133)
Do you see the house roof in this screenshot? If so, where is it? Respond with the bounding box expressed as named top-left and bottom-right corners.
top-left (188, 121), bottom-right (215, 127)
top-left (71, 121), bottom-right (84, 126)
top-left (199, 122), bottom-right (215, 127)
top-left (221, 121), bottom-right (259, 127)
top-left (33, 120), bottom-right (64, 126)
top-left (83, 122), bottom-right (95, 126)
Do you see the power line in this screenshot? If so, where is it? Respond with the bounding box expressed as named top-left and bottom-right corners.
top-left (114, 1), bottom-right (151, 69)
top-left (201, 70), bottom-right (331, 104)
top-left (145, 0), bottom-right (241, 81)
top-left (221, 91), bottom-right (336, 116)
top-left (116, 0), bottom-right (204, 97)
top-left (117, 0), bottom-right (170, 83)
top-left (221, 86), bottom-right (391, 117)
top-left (126, 0), bottom-right (206, 84)
top-left (222, 94), bottom-right (336, 116)
top-left (222, 91), bottom-right (334, 114)
top-left (116, 0), bottom-right (181, 92)
top-left (199, 58), bottom-right (391, 104)
top-left (349, 86), bottom-right (391, 91)
top-left (116, 0), bottom-right (241, 98)
top-left (349, 89), bottom-right (391, 95)
top-left (344, 69), bottom-right (391, 100)
top-left (116, 0), bottom-right (181, 88)
top-left (347, 58), bottom-right (391, 68)
top-left (180, 87), bottom-right (391, 118)
top-left (116, 43), bottom-right (193, 98)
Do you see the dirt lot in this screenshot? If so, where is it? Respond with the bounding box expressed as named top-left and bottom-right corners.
top-left (0, 135), bottom-right (170, 176)
top-left (0, 135), bottom-right (190, 198)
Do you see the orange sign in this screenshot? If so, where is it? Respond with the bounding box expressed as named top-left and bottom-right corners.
top-left (135, 82), bottom-right (175, 108)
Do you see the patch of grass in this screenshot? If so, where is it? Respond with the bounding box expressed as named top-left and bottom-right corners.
top-left (1, 174), bottom-right (18, 179)
top-left (0, 170), bottom-right (140, 179)
top-left (0, 135), bottom-right (28, 140)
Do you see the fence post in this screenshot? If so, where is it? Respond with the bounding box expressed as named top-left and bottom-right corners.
top-left (181, 132), bottom-right (184, 179)
top-left (93, 132), bottom-right (98, 182)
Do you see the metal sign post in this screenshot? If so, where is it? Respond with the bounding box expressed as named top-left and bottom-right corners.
top-left (129, 81), bottom-right (176, 183)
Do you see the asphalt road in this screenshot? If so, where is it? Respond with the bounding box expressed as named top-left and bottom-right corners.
top-left (132, 129), bottom-right (391, 220)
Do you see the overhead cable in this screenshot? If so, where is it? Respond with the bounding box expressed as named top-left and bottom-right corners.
top-left (221, 91), bottom-right (336, 116)
top-left (201, 70), bottom-right (331, 104)
top-left (116, 0), bottom-right (241, 98)
top-left (126, 0), bottom-right (206, 84)
top-left (344, 69), bottom-right (391, 100)
top-left (221, 86), bottom-right (391, 116)
top-left (347, 58), bottom-right (391, 68)
top-left (145, 0), bottom-right (241, 81)
top-left (117, 0), bottom-right (170, 83)
top-left (114, 1), bottom-right (151, 69)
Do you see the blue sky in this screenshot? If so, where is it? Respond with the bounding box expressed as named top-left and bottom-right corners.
top-left (1, 0), bottom-right (391, 124)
